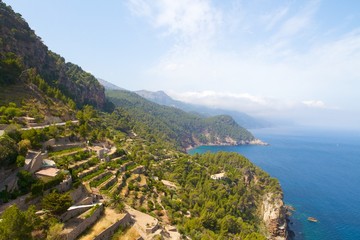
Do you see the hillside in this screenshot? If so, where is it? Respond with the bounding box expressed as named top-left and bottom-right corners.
top-left (0, 1), bottom-right (106, 109)
top-left (135, 90), bottom-right (272, 129)
top-left (0, 2), bottom-right (288, 240)
top-left (107, 90), bottom-right (256, 150)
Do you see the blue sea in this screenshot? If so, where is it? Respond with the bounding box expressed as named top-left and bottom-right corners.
top-left (188, 127), bottom-right (360, 240)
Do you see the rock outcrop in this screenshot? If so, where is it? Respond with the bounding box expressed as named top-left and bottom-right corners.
top-left (261, 192), bottom-right (288, 240)
top-left (0, 2), bottom-right (106, 109)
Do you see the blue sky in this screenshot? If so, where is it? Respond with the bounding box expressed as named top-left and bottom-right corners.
top-left (4, 0), bottom-right (360, 129)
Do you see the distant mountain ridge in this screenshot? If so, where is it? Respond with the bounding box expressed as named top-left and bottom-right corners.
top-left (135, 90), bottom-right (272, 129)
top-left (97, 78), bottom-right (271, 129)
top-left (98, 78), bottom-right (124, 91)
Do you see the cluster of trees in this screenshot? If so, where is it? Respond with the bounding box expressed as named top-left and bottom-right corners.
top-left (0, 205), bottom-right (39, 240)
top-left (0, 4), bottom-right (285, 240)
top-left (0, 191), bottom-right (73, 240)
top-left (0, 102), bottom-right (23, 123)
top-left (0, 52), bottom-right (23, 86)
top-left (152, 152), bottom-right (280, 239)
top-left (26, 69), bottom-right (76, 110)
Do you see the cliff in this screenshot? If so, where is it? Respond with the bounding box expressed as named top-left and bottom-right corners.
top-left (261, 192), bottom-right (288, 240)
top-left (0, 1), bottom-right (106, 109)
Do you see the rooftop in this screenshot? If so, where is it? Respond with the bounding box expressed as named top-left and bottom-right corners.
top-left (35, 167), bottom-right (60, 177)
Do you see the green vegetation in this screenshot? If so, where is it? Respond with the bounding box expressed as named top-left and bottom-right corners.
top-left (90, 172), bottom-right (112, 188)
top-left (84, 204), bottom-right (101, 218)
top-left (107, 90), bottom-right (254, 150)
top-left (0, 134), bottom-right (18, 167)
top-left (0, 205), bottom-right (40, 240)
top-left (17, 170), bottom-right (37, 194)
top-left (47, 146), bottom-right (84, 157)
top-left (46, 223), bottom-right (64, 240)
top-left (41, 191), bottom-right (73, 215)
top-left (0, 2), bottom-right (106, 109)
top-left (0, 102), bottom-right (23, 123)
top-left (152, 152), bottom-right (280, 239)
top-left (0, 52), bottom-right (23, 86)
top-left (81, 168), bottom-right (105, 181)
top-left (0, 2), bottom-right (286, 239)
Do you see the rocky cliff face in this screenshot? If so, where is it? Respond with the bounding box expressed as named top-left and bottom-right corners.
top-left (0, 1), bottom-right (106, 109)
top-left (261, 192), bottom-right (288, 240)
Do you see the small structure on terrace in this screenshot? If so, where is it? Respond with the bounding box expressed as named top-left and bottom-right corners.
top-left (210, 172), bottom-right (226, 180)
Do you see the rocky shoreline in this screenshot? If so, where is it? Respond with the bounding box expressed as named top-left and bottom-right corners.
top-left (185, 138), bottom-right (269, 152)
top-left (261, 193), bottom-right (288, 240)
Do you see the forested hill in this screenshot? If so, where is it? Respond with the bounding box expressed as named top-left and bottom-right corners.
top-left (0, 1), bottom-right (106, 109)
top-left (107, 90), bottom-right (255, 150)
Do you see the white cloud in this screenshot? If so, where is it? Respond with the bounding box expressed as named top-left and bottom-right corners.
top-left (167, 90), bottom-right (354, 128)
top-left (302, 100), bottom-right (326, 108)
top-left (127, 0), bottom-right (222, 45)
top-left (168, 90), bottom-right (297, 115)
top-left (126, 0), bottom-right (360, 127)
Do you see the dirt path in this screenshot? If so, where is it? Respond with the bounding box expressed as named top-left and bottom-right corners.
top-left (154, 188), bottom-right (170, 225)
top-left (20, 120), bottom-right (79, 130)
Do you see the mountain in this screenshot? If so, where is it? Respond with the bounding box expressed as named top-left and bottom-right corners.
top-left (135, 90), bottom-right (272, 128)
top-left (107, 90), bottom-right (256, 150)
top-left (0, 3), bottom-right (288, 239)
top-left (98, 78), bottom-right (124, 91)
top-left (0, 2), bottom-right (106, 109)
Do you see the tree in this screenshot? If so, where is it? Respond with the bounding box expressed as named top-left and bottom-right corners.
top-left (31, 181), bottom-right (44, 197)
top-left (21, 129), bottom-right (42, 149)
top-left (18, 139), bottom-right (31, 155)
top-left (220, 215), bottom-right (241, 234)
top-left (16, 155), bottom-right (25, 167)
top-left (243, 232), bottom-right (267, 240)
top-left (0, 205), bottom-right (39, 240)
top-left (0, 135), bottom-right (18, 167)
top-left (41, 191), bottom-right (73, 215)
top-left (110, 194), bottom-right (125, 213)
top-left (17, 170), bottom-right (36, 194)
top-left (200, 211), bottom-right (218, 231)
top-left (46, 223), bottom-right (64, 240)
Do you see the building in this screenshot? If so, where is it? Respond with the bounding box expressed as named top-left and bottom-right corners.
top-left (210, 172), bottom-right (226, 180)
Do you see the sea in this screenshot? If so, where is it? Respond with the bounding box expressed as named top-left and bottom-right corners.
top-left (188, 127), bottom-right (360, 240)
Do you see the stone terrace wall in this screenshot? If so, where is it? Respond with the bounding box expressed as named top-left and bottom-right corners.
top-left (94, 212), bottom-right (132, 240)
top-left (70, 184), bottom-right (89, 203)
top-left (78, 165), bottom-right (99, 179)
top-left (63, 204), bottom-right (104, 240)
top-left (60, 205), bottom-right (93, 222)
top-left (100, 176), bottom-right (117, 190)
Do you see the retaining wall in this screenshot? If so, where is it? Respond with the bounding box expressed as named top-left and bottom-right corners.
top-left (63, 204), bottom-right (104, 240)
top-left (100, 176), bottom-right (117, 191)
top-left (60, 205), bottom-right (93, 222)
top-left (94, 212), bottom-right (132, 240)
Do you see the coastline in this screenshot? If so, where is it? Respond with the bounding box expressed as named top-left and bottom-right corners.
top-left (186, 138), bottom-right (269, 152)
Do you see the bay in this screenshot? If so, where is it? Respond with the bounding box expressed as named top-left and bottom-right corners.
top-left (188, 127), bottom-right (360, 240)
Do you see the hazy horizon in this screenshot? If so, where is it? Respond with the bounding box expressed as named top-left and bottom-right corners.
top-left (4, 0), bottom-right (360, 129)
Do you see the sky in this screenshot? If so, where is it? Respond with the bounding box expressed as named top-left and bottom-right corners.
top-left (3, 0), bottom-right (360, 129)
